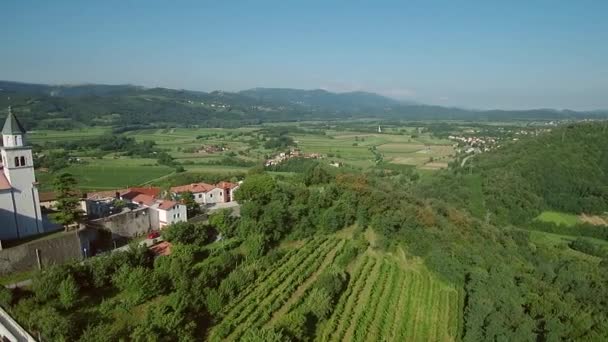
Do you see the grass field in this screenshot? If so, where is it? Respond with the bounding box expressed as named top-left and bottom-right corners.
top-left (36, 159), bottom-right (174, 190)
top-left (535, 211), bottom-right (581, 226)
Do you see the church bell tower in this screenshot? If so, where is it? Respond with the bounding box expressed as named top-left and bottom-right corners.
top-left (0, 106), bottom-right (43, 238)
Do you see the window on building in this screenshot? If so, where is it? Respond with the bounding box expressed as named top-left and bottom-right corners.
top-left (14, 156), bottom-right (19, 167)
top-left (20, 156), bottom-right (25, 166)
top-left (199, 194), bottom-right (202, 198)
top-left (210, 194), bottom-right (213, 198)
top-left (220, 192), bottom-right (223, 196)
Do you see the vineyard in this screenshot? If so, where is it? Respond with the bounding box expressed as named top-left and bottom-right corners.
top-left (317, 255), bottom-right (461, 342)
top-left (208, 233), bottom-right (462, 341)
top-left (208, 236), bottom-right (345, 341)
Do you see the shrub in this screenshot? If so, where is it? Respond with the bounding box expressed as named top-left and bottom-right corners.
top-left (58, 275), bottom-right (79, 309)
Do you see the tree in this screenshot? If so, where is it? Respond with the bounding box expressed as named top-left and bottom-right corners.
top-left (209, 209), bottom-right (238, 237)
top-left (180, 191), bottom-right (199, 217)
top-left (234, 174), bottom-right (277, 204)
top-left (51, 173), bottom-right (83, 230)
top-left (303, 163), bottom-right (331, 186)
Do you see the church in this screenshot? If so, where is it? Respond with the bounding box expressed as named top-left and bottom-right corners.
top-left (0, 107), bottom-right (44, 241)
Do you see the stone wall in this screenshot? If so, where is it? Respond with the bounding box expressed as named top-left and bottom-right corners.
top-left (87, 207), bottom-right (152, 239)
top-left (0, 230), bottom-right (84, 276)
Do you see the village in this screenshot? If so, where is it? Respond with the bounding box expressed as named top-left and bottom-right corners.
top-left (0, 109), bottom-right (242, 281)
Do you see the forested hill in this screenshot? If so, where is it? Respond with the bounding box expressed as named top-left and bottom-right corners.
top-left (1, 80), bottom-right (606, 129)
top-left (422, 122), bottom-right (608, 224)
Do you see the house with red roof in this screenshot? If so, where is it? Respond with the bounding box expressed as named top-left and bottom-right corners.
top-left (84, 185), bottom-right (186, 230)
top-left (152, 200), bottom-right (186, 228)
top-left (170, 181), bottom-right (240, 205)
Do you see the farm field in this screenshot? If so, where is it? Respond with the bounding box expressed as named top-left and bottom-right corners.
top-left (208, 230), bottom-right (462, 342)
top-left (36, 159), bottom-right (174, 190)
top-left (30, 122), bottom-right (457, 190)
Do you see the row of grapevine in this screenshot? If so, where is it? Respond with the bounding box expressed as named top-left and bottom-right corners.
top-left (359, 261), bottom-right (400, 341)
top-left (326, 257), bottom-right (382, 341)
top-left (350, 261), bottom-right (393, 341)
top-left (228, 239), bottom-right (345, 340)
top-left (317, 255), bottom-right (374, 341)
top-left (318, 255), bottom-right (461, 342)
top-left (220, 235), bottom-right (325, 314)
top-left (209, 237), bottom-right (342, 341)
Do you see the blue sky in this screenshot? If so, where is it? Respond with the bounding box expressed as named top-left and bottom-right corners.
top-left (1, 0), bottom-right (607, 110)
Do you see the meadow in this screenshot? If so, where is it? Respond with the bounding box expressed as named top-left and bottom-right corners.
top-left (535, 211), bottom-right (581, 226)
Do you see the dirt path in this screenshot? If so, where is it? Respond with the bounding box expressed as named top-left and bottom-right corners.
top-left (265, 239), bottom-right (345, 327)
top-left (140, 171), bottom-right (175, 186)
top-left (579, 213), bottom-right (608, 226)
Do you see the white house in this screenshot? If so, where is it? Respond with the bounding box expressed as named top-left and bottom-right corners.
top-left (0, 107), bottom-right (44, 240)
top-left (170, 183), bottom-right (215, 204)
top-left (171, 181), bottom-right (240, 205)
top-left (154, 200), bottom-right (187, 228)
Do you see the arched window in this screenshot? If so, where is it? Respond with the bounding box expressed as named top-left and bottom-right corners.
top-left (20, 156), bottom-right (25, 166)
top-left (14, 156), bottom-right (20, 167)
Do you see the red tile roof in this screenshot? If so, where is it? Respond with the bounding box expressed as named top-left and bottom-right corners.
top-left (126, 187), bottom-right (161, 198)
top-left (129, 193), bottom-right (156, 206)
top-left (171, 183), bottom-right (215, 194)
top-left (86, 187), bottom-right (161, 201)
top-left (217, 181), bottom-right (238, 189)
top-left (149, 241), bottom-right (172, 256)
top-left (158, 200), bottom-right (177, 210)
top-left (0, 169), bottom-right (11, 190)
top-left (87, 189), bottom-right (129, 200)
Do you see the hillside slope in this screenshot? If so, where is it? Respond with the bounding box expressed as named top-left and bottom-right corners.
top-left (1, 81), bottom-right (606, 130)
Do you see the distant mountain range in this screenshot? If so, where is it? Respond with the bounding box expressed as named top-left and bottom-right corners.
top-left (0, 80), bottom-right (605, 130)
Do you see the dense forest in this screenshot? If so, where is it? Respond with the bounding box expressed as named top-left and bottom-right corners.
top-left (1, 81), bottom-right (606, 130)
top-left (1, 123), bottom-right (607, 341)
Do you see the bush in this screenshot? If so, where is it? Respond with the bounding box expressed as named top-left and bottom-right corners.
top-left (58, 275), bottom-right (79, 309)
top-left (0, 287), bottom-right (13, 308)
top-left (32, 265), bottom-right (70, 302)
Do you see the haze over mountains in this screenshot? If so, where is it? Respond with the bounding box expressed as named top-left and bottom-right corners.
top-left (0, 80), bottom-right (606, 130)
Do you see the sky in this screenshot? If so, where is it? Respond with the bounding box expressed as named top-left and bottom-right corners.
top-left (1, 0), bottom-right (607, 110)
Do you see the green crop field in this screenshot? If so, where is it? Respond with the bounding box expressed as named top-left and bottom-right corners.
top-left (535, 211), bottom-right (581, 226)
top-left (36, 160), bottom-right (174, 190)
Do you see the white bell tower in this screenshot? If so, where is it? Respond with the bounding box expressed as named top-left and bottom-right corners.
top-left (0, 106), bottom-right (43, 239)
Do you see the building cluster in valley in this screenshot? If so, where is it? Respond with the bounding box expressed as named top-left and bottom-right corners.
top-left (264, 149), bottom-right (322, 166)
top-left (449, 135), bottom-right (497, 154)
top-left (0, 108), bottom-right (240, 252)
